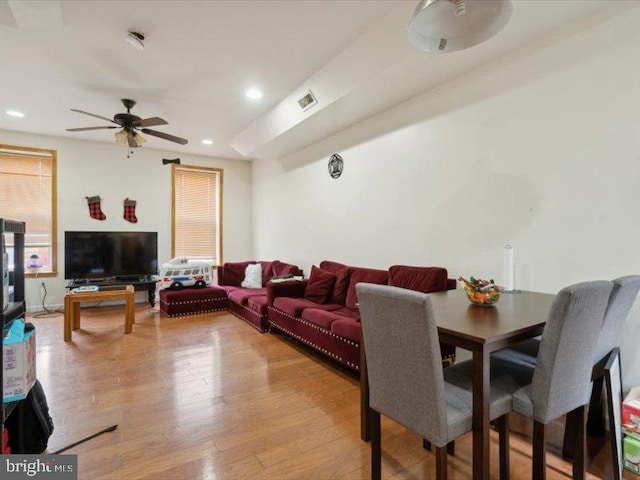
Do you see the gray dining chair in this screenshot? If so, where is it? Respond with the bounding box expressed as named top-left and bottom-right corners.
top-left (449, 280), bottom-right (613, 480)
top-left (491, 275), bottom-right (640, 476)
top-left (356, 283), bottom-right (512, 480)
top-left (492, 275), bottom-right (640, 370)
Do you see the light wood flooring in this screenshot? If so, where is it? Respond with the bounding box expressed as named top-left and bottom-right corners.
top-left (26, 304), bottom-right (629, 479)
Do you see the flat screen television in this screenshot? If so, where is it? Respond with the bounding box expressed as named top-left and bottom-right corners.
top-left (65, 231), bottom-right (158, 280)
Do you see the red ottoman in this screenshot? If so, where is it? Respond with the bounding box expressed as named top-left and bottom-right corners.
top-left (160, 286), bottom-right (228, 317)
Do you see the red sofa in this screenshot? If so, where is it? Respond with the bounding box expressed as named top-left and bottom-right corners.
top-left (217, 260), bottom-right (303, 331)
top-left (267, 261), bottom-right (456, 373)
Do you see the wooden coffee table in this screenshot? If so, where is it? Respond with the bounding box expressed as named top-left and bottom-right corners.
top-left (64, 285), bottom-right (135, 342)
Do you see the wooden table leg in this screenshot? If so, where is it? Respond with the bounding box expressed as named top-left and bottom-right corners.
top-left (124, 286), bottom-right (134, 334)
top-left (472, 347), bottom-right (490, 480)
top-left (64, 294), bottom-right (72, 342)
top-left (73, 302), bottom-right (81, 329)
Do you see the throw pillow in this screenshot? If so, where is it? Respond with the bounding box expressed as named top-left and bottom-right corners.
top-left (272, 260), bottom-right (302, 278)
top-left (241, 264), bottom-right (263, 289)
top-left (259, 260), bottom-right (275, 286)
top-left (304, 266), bottom-right (337, 304)
top-left (319, 260), bottom-right (353, 305)
top-left (223, 261), bottom-right (255, 286)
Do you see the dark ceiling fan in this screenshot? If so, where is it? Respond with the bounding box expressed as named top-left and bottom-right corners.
top-left (66, 98), bottom-right (188, 147)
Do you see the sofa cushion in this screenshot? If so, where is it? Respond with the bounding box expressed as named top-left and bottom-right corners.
top-left (319, 260), bottom-right (353, 305)
top-left (273, 297), bottom-right (342, 317)
top-left (259, 260), bottom-right (275, 286)
top-left (272, 260), bottom-right (302, 278)
top-left (331, 307), bottom-right (361, 321)
top-left (388, 265), bottom-right (448, 293)
top-left (331, 318), bottom-right (361, 343)
top-left (247, 295), bottom-right (269, 315)
top-left (301, 308), bottom-right (341, 330)
top-left (218, 285), bottom-right (241, 295)
top-left (304, 266), bottom-right (337, 304)
top-left (345, 267), bottom-right (389, 309)
top-left (228, 288), bottom-right (267, 306)
top-left (223, 261), bottom-right (255, 287)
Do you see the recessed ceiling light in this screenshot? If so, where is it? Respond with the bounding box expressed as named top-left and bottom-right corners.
top-left (6, 110), bottom-right (24, 118)
top-left (201, 139), bottom-right (214, 145)
top-left (245, 88), bottom-right (263, 100)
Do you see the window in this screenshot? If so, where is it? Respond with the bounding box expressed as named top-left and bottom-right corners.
top-left (172, 165), bottom-right (223, 265)
top-left (0, 144), bottom-right (57, 275)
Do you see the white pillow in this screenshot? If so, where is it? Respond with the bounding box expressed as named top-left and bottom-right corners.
top-left (241, 264), bottom-right (262, 289)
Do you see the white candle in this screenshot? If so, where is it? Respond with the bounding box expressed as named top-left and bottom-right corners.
top-left (504, 244), bottom-right (515, 291)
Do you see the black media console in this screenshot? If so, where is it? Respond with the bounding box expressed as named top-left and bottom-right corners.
top-left (66, 276), bottom-right (157, 307)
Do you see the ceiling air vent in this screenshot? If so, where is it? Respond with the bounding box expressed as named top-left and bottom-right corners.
top-left (298, 90), bottom-right (317, 111)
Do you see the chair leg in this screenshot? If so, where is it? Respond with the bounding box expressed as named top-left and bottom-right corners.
top-left (605, 353), bottom-right (623, 480)
top-left (371, 410), bottom-right (381, 480)
top-left (435, 445), bottom-right (448, 480)
top-left (562, 408), bottom-right (579, 459)
top-left (424, 439), bottom-right (453, 455)
top-left (571, 405), bottom-right (587, 480)
top-left (446, 441), bottom-right (455, 455)
top-left (495, 414), bottom-right (510, 480)
top-left (532, 420), bottom-right (546, 480)
top-left (586, 375), bottom-right (606, 436)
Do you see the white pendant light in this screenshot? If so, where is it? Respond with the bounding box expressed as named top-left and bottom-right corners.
top-left (408, 0), bottom-right (512, 53)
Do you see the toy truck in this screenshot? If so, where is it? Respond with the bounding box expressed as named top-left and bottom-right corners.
top-left (158, 258), bottom-right (212, 290)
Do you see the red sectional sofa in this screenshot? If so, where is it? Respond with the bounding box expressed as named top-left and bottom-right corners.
top-left (267, 261), bottom-right (457, 373)
top-left (216, 260), bottom-right (303, 331)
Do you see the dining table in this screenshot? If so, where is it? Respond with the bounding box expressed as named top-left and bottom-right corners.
top-left (360, 288), bottom-right (557, 480)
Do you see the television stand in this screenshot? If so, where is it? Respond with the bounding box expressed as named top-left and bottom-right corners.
top-left (67, 277), bottom-right (157, 307)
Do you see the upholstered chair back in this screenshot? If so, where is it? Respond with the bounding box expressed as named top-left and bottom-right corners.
top-left (531, 281), bottom-right (613, 423)
top-left (594, 275), bottom-right (640, 362)
top-left (357, 283), bottom-right (449, 446)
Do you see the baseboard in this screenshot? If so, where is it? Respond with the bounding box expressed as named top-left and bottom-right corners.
top-left (27, 303), bottom-right (63, 313)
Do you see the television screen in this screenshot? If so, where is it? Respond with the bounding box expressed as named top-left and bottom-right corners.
top-left (64, 231), bottom-right (158, 280)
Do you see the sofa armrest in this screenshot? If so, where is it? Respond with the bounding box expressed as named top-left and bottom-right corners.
top-left (447, 278), bottom-right (457, 290)
top-left (267, 279), bottom-right (308, 306)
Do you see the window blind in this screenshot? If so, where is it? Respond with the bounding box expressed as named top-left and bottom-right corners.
top-left (173, 165), bottom-right (222, 265)
top-left (0, 146), bottom-right (56, 273)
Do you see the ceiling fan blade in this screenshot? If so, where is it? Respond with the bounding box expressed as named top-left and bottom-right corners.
top-left (66, 126), bottom-right (118, 132)
top-left (133, 117), bottom-right (168, 128)
top-left (70, 109), bottom-right (117, 124)
top-left (141, 129), bottom-right (188, 145)
top-left (127, 132), bottom-right (138, 148)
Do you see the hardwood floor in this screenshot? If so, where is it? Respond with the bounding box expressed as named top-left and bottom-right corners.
top-left (26, 304), bottom-right (627, 479)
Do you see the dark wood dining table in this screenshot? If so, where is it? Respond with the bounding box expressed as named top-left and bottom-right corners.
top-left (360, 288), bottom-right (556, 480)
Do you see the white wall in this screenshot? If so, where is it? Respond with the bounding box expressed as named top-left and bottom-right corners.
top-left (0, 130), bottom-right (253, 310)
top-left (252, 9), bottom-right (640, 387)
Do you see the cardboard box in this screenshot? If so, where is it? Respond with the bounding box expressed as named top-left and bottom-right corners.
top-left (624, 387), bottom-right (640, 441)
top-left (624, 435), bottom-right (640, 474)
top-left (3, 319), bottom-right (36, 403)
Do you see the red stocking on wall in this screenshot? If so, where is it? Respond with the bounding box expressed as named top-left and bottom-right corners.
top-left (124, 197), bottom-right (138, 223)
top-left (86, 195), bottom-right (106, 221)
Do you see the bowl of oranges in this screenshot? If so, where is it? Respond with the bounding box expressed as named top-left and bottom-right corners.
top-left (459, 276), bottom-right (500, 306)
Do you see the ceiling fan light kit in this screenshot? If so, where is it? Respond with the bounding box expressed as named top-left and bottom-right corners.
top-left (408, 0), bottom-right (512, 53)
top-left (66, 98), bottom-right (188, 149)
